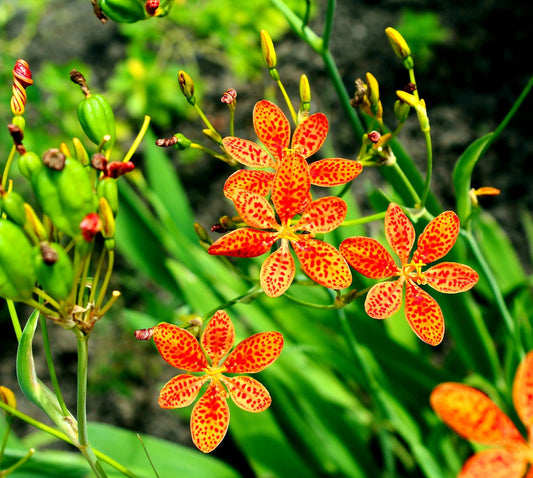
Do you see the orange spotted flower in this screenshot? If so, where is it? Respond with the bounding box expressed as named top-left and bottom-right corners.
top-left (144, 310), bottom-right (283, 453)
top-left (339, 203), bottom-right (478, 345)
top-left (431, 351), bottom-right (533, 478)
top-left (209, 151), bottom-right (352, 297)
top-left (222, 99), bottom-right (362, 199)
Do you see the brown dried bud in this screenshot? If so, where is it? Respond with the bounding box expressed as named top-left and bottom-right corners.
top-left (404, 82), bottom-right (417, 94)
top-left (211, 224), bottom-right (228, 233)
top-left (40, 242), bottom-right (58, 265)
top-left (70, 69), bottom-right (90, 97)
top-left (105, 161), bottom-right (135, 179)
top-left (155, 136), bottom-right (178, 147)
top-left (43, 148), bottom-right (66, 171)
top-left (135, 327), bottom-right (155, 340)
top-left (91, 153), bottom-right (108, 171)
top-left (351, 79), bottom-right (367, 108)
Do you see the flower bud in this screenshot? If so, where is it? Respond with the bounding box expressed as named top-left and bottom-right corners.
top-left (98, 197), bottom-right (116, 239)
top-left (80, 213), bottom-right (102, 242)
top-left (0, 385), bottom-right (17, 413)
top-left (11, 59), bottom-right (33, 116)
top-left (24, 203), bottom-right (47, 242)
top-left (367, 131), bottom-right (381, 143)
top-left (135, 327), bottom-right (154, 340)
top-left (221, 88), bottom-right (237, 105)
top-left (260, 30), bottom-right (277, 69)
top-left (394, 99), bottom-right (411, 123)
top-left (299, 74), bottom-right (311, 113)
top-left (385, 27), bottom-right (411, 59)
top-left (0, 190), bottom-right (27, 227)
top-left (73, 137), bottom-right (90, 166)
top-left (202, 128), bottom-right (222, 145)
top-left (365, 72), bottom-right (380, 109)
top-left (178, 71), bottom-right (196, 105)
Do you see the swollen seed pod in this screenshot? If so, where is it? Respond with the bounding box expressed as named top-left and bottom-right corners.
top-left (97, 177), bottom-right (119, 215)
top-left (0, 190), bottom-right (27, 227)
top-left (99, 0), bottom-right (148, 23)
top-left (34, 242), bottom-right (74, 301)
top-left (77, 94), bottom-right (116, 151)
top-left (0, 219), bottom-right (37, 301)
top-left (18, 151), bottom-right (42, 180)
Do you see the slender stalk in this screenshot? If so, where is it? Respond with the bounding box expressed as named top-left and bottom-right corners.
top-left (0, 401), bottom-right (137, 477)
top-left (0, 447), bottom-right (35, 476)
top-left (202, 285), bottom-right (263, 321)
top-left (419, 130), bottom-right (433, 208)
top-left (341, 211), bottom-right (386, 227)
top-left (40, 315), bottom-right (69, 416)
top-left (89, 247), bottom-right (107, 305)
top-left (95, 250), bottom-right (114, 310)
top-left (1, 145), bottom-right (17, 190)
top-left (122, 115), bottom-right (151, 164)
top-left (193, 104), bottom-right (217, 133)
top-left (7, 299), bottom-right (22, 342)
top-left (32, 287), bottom-right (62, 312)
top-left (24, 299), bottom-right (60, 319)
top-left (322, 0), bottom-right (336, 51)
top-left (0, 418), bottom-right (13, 459)
top-left (276, 79), bottom-right (298, 125)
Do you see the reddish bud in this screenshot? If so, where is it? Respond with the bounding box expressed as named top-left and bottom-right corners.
top-left (135, 327), bottom-right (155, 340)
top-left (145, 0), bottom-right (160, 15)
top-left (211, 224), bottom-right (228, 233)
top-left (11, 59), bottom-right (33, 116)
top-left (221, 88), bottom-right (237, 104)
top-left (105, 161), bottom-right (135, 178)
top-left (91, 153), bottom-right (108, 171)
top-left (80, 213), bottom-right (102, 242)
top-left (368, 131), bottom-right (381, 143)
top-left (404, 82), bottom-right (417, 93)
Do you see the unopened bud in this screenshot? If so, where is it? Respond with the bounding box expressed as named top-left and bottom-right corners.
top-left (11, 59), bottom-right (33, 116)
top-left (394, 99), bottom-right (411, 123)
top-left (99, 197), bottom-right (115, 239)
top-left (299, 74), bottom-right (311, 112)
top-left (202, 128), bottom-right (222, 145)
top-left (385, 27), bottom-right (411, 60)
top-left (73, 137), bottom-right (90, 166)
top-left (24, 203), bottom-right (47, 241)
top-left (145, 0), bottom-right (160, 16)
top-left (221, 88), bottom-right (237, 105)
top-left (106, 160), bottom-right (135, 179)
top-left (367, 131), bottom-right (381, 143)
top-left (178, 71), bottom-right (196, 105)
top-left (470, 187), bottom-right (501, 207)
top-left (135, 327), bottom-right (154, 340)
top-left (194, 222), bottom-right (211, 243)
top-left (0, 385), bottom-right (17, 413)
top-left (260, 29), bottom-right (277, 69)
top-left (365, 72), bottom-right (380, 108)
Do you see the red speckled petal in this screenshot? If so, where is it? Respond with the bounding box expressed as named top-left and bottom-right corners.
top-left (201, 310), bottom-right (235, 367)
top-left (364, 278), bottom-right (404, 319)
top-left (221, 375), bottom-right (272, 412)
top-left (224, 331), bottom-right (284, 374)
top-left (340, 237), bottom-right (400, 279)
top-left (208, 228), bottom-right (277, 257)
top-left (459, 449), bottom-right (528, 478)
top-left (260, 243), bottom-right (296, 297)
top-left (513, 351), bottom-right (533, 430)
top-left (153, 323), bottom-right (209, 372)
top-left (190, 382), bottom-right (230, 453)
top-left (231, 189), bottom-right (279, 229)
top-left (158, 374), bottom-right (209, 408)
top-left (292, 238), bottom-right (352, 290)
top-left (222, 137), bottom-right (276, 168)
top-left (223, 169), bottom-right (274, 199)
top-left (298, 196), bottom-right (347, 234)
top-left (385, 203), bottom-right (415, 265)
top-left (424, 262), bottom-right (479, 293)
top-left (309, 158), bottom-right (363, 186)
top-left (253, 100), bottom-right (290, 161)
top-left (271, 151), bottom-right (311, 225)
top-left (404, 281), bottom-right (444, 345)
top-left (430, 382), bottom-right (526, 447)
top-left (291, 113), bottom-right (328, 158)
top-left (412, 211), bottom-right (460, 264)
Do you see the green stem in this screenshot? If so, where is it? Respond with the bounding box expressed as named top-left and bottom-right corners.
top-left (122, 115), bottom-right (151, 164)
top-left (0, 402), bottom-right (137, 478)
top-left (462, 229), bottom-right (524, 360)
top-left (7, 299), bottom-right (22, 342)
top-left (202, 285), bottom-right (263, 321)
top-left (322, 0), bottom-right (336, 51)
top-left (391, 161), bottom-right (421, 206)
top-left (276, 79), bottom-right (298, 125)
top-left (419, 130), bottom-right (433, 208)
top-left (193, 104), bottom-right (217, 133)
top-left (0, 447), bottom-right (35, 477)
top-left (24, 299), bottom-right (60, 319)
top-left (32, 287), bottom-right (62, 312)
top-left (0, 418), bottom-right (12, 460)
top-left (95, 250), bottom-right (114, 311)
top-left (40, 315), bottom-right (69, 416)
top-left (341, 211), bottom-right (386, 227)
top-left (1, 145), bottom-right (17, 190)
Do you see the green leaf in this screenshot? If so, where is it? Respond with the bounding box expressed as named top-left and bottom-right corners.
top-left (452, 132), bottom-right (493, 222)
top-left (87, 422), bottom-right (241, 478)
top-left (1, 449), bottom-right (88, 478)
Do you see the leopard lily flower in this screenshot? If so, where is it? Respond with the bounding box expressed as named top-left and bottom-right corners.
top-left (222, 99), bottom-right (362, 199)
top-left (209, 152), bottom-right (352, 297)
top-left (339, 203), bottom-right (478, 345)
top-left (431, 351), bottom-right (533, 478)
top-left (148, 310), bottom-right (283, 453)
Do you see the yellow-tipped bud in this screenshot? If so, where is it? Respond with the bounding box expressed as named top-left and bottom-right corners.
top-left (202, 128), bottom-right (223, 145)
top-left (72, 137), bottom-right (90, 166)
top-left (60, 142), bottom-right (72, 158)
top-left (365, 72), bottom-right (380, 108)
top-left (385, 27), bottom-right (411, 59)
top-left (470, 187), bottom-right (501, 207)
top-left (194, 222), bottom-right (212, 244)
top-left (260, 30), bottom-right (277, 69)
top-left (24, 203), bottom-right (47, 241)
top-left (178, 71), bottom-right (196, 105)
top-left (396, 90), bottom-right (417, 107)
top-left (98, 197), bottom-right (115, 239)
top-left (299, 74), bottom-right (311, 113)
top-left (0, 385), bottom-right (17, 412)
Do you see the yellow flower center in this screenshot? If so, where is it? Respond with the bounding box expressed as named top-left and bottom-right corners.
top-left (203, 365), bottom-right (227, 380)
top-left (277, 223), bottom-right (300, 242)
top-left (401, 260), bottom-right (427, 284)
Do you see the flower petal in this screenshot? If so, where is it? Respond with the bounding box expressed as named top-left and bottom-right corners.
top-left (208, 228), bottom-right (277, 257)
top-left (253, 100), bottom-right (290, 161)
top-left (430, 382), bottom-right (526, 447)
top-left (158, 374), bottom-right (209, 409)
top-left (292, 238), bottom-right (352, 290)
top-left (412, 210), bottom-right (460, 264)
top-left (260, 243), bottom-right (296, 297)
top-left (190, 382), bottom-right (230, 453)
top-left (309, 158), bottom-right (363, 186)
top-left (385, 203), bottom-right (415, 265)
top-left (153, 323), bottom-right (208, 372)
top-left (424, 262), bottom-right (479, 293)
top-left (232, 189), bottom-right (278, 229)
top-left (222, 136), bottom-right (276, 168)
top-left (513, 351), bottom-right (533, 430)
top-left (223, 169), bottom-right (274, 199)
top-left (201, 310), bottom-right (235, 367)
top-left (291, 112), bottom-right (328, 158)
top-left (404, 281), bottom-right (444, 345)
top-left (340, 236), bottom-right (400, 279)
top-left (224, 331), bottom-right (284, 373)
top-left (459, 449), bottom-right (528, 478)
top-left (364, 278), bottom-right (404, 319)
top-left (298, 196), bottom-right (347, 234)
top-left (271, 151), bottom-right (311, 225)
top-left (221, 375), bottom-right (272, 412)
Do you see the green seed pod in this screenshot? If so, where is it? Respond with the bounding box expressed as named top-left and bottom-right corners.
top-left (99, 0), bottom-right (147, 23)
top-left (18, 151), bottom-right (42, 180)
top-left (0, 219), bottom-right (36, 301)
top-left (77, 94), bottom-right (116, 151)
top-left (31, 157), bottom-right (95, 238)
top-left (34, 242), bottom-right (74, 301)
top-left (1, 190), bottom-right (27, 227)
top-left (97, 177), bottom-right (118, 215)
